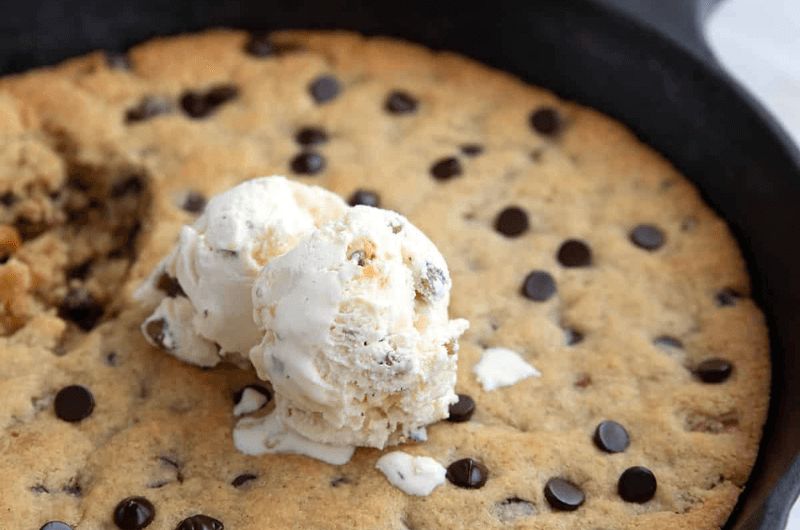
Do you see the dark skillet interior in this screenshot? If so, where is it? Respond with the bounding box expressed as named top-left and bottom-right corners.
top-left (3, 0), bottom-right (800, 528)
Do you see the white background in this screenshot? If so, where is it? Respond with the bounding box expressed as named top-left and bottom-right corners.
top-left (705, 1), bottom-right (800, 528)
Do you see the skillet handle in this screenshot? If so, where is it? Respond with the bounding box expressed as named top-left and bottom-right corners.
top-left (590, 0), bottom-right (723, 68)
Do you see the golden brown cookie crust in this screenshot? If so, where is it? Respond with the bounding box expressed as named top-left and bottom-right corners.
top-left (0, 29), bottom-right (769, 530)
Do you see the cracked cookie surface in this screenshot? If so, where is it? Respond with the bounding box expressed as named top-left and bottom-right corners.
top-left (0, 29), bottom-right (769, 530)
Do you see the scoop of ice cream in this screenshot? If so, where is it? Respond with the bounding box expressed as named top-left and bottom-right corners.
top-left (136, 176), bottom-right (347, 366)
top-left (249, 206), bottom-right (469, 448)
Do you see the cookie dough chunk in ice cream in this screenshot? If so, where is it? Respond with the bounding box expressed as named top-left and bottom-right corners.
top-left (136, 176), bottom-right (347, 367)
top-left (249, 206), bottom-right (469, 449)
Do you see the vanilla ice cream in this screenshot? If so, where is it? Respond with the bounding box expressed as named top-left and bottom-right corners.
top-left (136, 176), bottom-right (347, 367)
top-left (249, 206), bottom-right (469, 449)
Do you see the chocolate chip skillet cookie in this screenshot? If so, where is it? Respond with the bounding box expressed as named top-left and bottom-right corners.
top-left (0, 29), bottom-right (769, 530)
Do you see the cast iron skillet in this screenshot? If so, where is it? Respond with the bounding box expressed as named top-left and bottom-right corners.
top-left (2, 0), bottom-right (799, 528)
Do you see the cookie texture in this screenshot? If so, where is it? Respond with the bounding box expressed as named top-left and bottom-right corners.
top-left (0, 29), bottom-right (770, 530)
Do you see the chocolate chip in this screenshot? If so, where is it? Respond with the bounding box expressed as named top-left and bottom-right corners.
top-left (233, 384), bottom-right (272, 405)
top-left (290, 152), bottom-right (326, 175)
top-left (556, 239), bottom-right (592, 267)
top-left (63, 478), bottom-right (82, 497)
top-left (295, 126), bottom-right (328, 147)
top-left (430, 157), bottom-right (462, 181)
top-left (231, 473), bottom-right (257, 488)
top-left (0, 191), bottom-right (16, 207)
top-left (618, 466), bottom-right (657, 503)
top-left (715, 288), bottom-right (742, 307)
top-left (385, 91), bottom-right (418, 114)
top-left (244, 33), bottom-right (302, 57)
top-left (309, 75), bottom-right (341, 104)
top-left (529, 107), bottom-right (563, 136)
top-left (125, 96), bottom-right (173, 124)
top-left (630, 224), bottom-right (665, 251)
top-left (66, 259), bottom-right (93, 280)
top-left (446, 458), bottom-right (488, 489)
top-left (182, 192), bottom-right (206, 214)
top-left (107, 52), bottom-right (131, 70)
top-left (0, 254), bottom-right (9, 265)
top-left (330, 476), bottom-right (351, 487)
top-left (447, 394), bottom-right (476, 423)
top-left (460, 144), bottom-right (484, 157)
top-left (494, 206), bottom-right (529, 237)
top-left (145, 319), bottom-right (171, 352)
top-left (54, 385), bottom-right (94, 422)
top-left (40, 523), bottom-right (74, 530)
top-left (114, 497), bottom-right (155, 529)
top-left (31, 485), bottom-right (49, 495)
top-left (593, 420), bottom-right (630, 453)
top-left (521, 271), bottom-right (556, 302)
top-left (544, 477), bottom-right (585, 511)
top-left (156, 273), bottom-right (186, 298)
top-left (694, 359), bottom-right (733, 384)
top-left (58, 289), bottom-right (104, 331)
top-left (175, 514), bottom-right (223, 530)
top-left (564, 328), bottom-right (584, 346)
top-left (574, 374), bottom-right (592, 388)
top-left (105, 351), bottom-right (119, 366)
top-left (348, 189), bottom-right (381, 208)
top-left (111, 173), bottom-right (145, 198)
top-left (180, 85), bottom-right (239, 119)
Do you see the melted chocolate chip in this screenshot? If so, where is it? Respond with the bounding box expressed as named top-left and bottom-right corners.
top-left (145, 319), bottom-right (170, 351)
top-left (385, 91), bottom-right (418, 114)
top-left (180, 85), bottom-right (239, 119)
top-left (529, 107), bottom-right (563, 136)
top-left (430, 157), bottom-right (462, 181)
top-left (125, 96), bottom-right (172, 124)
top-left (58, 289), bottom-right (104, 331)
top-left (0, 191), bottom-right (16, 207)
top-left (107, 52), bottom-right (131, 70)
top-left (630, 224), bottom-right (665, 251)
top-left (460, 144), bottom-right (484, 157)
top-left (114, 497), bottom-right (155, 529)
top-left (175, 514), bottom-right (223, 530)
top-left (447, 394), bottom-right (476, 423)
top-left (0, 254), bottom-right (9, 265)
top-left (290, 152), bottom-right (326, 175)
top-left (494, 206), bottom-right (529, 237)
top-left (446, 458), bottom-right (488, 489)
top-left (105, 351), bottom-right (119, 366)
top-left (557, 239), bottom-right (592, 267)
top-left (309, 75), bottom-right (341, 104)
top-left (564, 328), bottom-right (584, 346)
top-left (231, 473), bottom-right (257, 488)
top-left (618, 466), bottom-right (657, 503)
top-left (233, 384), bottom-right (272, 405)
top-left (244, 33), bottom-right (302, 57)
top-left (575, 374), bottom-right (592, 388)
top-left (348, 189), bottom-right (381, 208)
top-left (156, 273), bottom-right (186, 298)
top-left (694, 359), bottom-right (733, 384)
top-left (31, 485), bottom-right (49, 494)
top-left (182, 192), bottom-right (206, 214)
top-left (521, 271), bottom-right (556, 302)
top-left (544, 477), bottom-right (584, 511)
top-left (653, 336), bottom-right (683, 350)
top-left (66, 259), bottom-right (93, 280)
top-left (40, 523), bottom-right (74, 530)
top-left (295, 126), bottom-right (328, 147)
top-left (716, 288), bottom-right (742, 307)
top-left (111, 173), bottom-right (146, 198)
top-left (593, 420), bottom-right (630, 453)
top-left (54, 385), bottom-right (94, 422)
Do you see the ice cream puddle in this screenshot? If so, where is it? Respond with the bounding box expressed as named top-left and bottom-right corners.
top-left (136, 176), bottom-right (469, 470)
top-left (375, 452), bottom-right (447, 496)
top-left (474, 347), bottom-right (541, 391)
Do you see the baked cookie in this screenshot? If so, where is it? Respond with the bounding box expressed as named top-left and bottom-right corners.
top-left (0, 29), bottom-right (769, 530)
